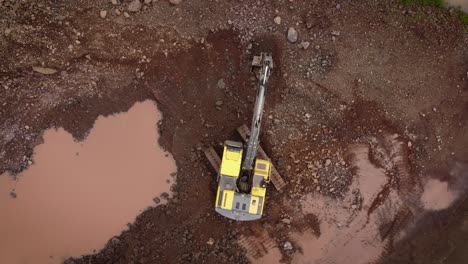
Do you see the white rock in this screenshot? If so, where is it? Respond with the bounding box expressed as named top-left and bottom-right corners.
top-left (284, 241), bottom-right (293, 250)
top-left (301, 41), bottom-right (310, 49)
top-left (169, 0), bottom-right (183, 5)
top-left (207, 238), bottom-right (215, 245)
top-left (100, 10), bottom-right (107, 18)
top-left (127, 0), bottom-right (142, 12)
top-left (274, 16), bottom-right (281, 25)
top-left (32, 67), bottom-right (58, 75)
top-left (331, 30), bottom-right (340, 36)
top-left (287, 27), bottom-right (298, 43)
top-left (111, 0), bottom-right (119, 4)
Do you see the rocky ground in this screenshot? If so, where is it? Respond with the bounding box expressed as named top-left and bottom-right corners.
top-left (1, 0), bottom-right (468, 263)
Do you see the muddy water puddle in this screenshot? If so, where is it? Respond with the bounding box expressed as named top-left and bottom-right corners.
top-left (287, 143), bottom-right (404, 264)
top-left (0, 100), bottom-right (176, 264)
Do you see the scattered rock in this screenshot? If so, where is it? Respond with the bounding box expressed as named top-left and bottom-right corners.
top-left (283, 241), bottom-right (293, 250)
top-left (111, 0), bottom-right (119, 5)
top-left (161, 192), bottom-right (170, 200)
top-left (301, 41), bottom-right (310, 50)
top-left (329, 187), bottom-right (335, 192)
top-left (4, 28), bottom-right (11, 36)
top-left (282, 218), bottom-right (291, 224)
top-left (351, 204), bottom-right (357, 209)
top-left (144, 0), bottom-right (152, 4)
top-left (217, 79), bottom-right (226, 89)
top-left (115, 9), bottom-right (121, 15)
top-left (287, 27), bottom-right (298, 43)
top-left (331, 30), bottom-right (340, 36)
top-left (215, 100), bottom-right (223, 106)
top-left (207, 238), bottom-right (215, 245)
top-left (169, 0), bottom-right (183, 5)
top-left (408, 141), bottom-right (412, 147)
top-left (325, 159), bottom-right (332, 166)
top-left (32, 67), bottom-right (58, 75)
top-left (127, 0), bottom-right (142, 12)
top-left (124, 12), bottom-right (130, 18)
top-left (153, 197), bottom-right (161, 204)
top-left (100, 10), bottom-right (107, 18)
top-left (10, 192), bottom-right (17, 199)
top-left (274, 16), bottom-right (281, 25)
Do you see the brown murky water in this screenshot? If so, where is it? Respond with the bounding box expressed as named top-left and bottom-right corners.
top-left (0, 100), bottom-right (176, 264)
top-left (289, 143), bottom-right (401, 264)
top-left (421, 179), bottom-right (457, 211)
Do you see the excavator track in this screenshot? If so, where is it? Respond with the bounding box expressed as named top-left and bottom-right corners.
top-left (204, 146), bottom-right (221, 174)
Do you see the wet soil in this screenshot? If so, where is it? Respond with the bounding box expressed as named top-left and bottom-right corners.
top-left (1, 0), bottom-right (468, 264)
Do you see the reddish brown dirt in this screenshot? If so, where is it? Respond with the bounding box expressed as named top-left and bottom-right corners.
top-left (1, 0), bottom-right (468, 263)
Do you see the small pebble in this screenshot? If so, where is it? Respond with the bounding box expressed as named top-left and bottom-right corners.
top-left (301, 41), bottom-right (310, 49)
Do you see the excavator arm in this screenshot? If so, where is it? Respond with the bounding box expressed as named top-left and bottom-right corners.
top-left (241, 53), bottom-right (273, 173)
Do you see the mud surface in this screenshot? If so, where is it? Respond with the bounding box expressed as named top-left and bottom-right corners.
top-left (1, 0), bottom-right (468, 264)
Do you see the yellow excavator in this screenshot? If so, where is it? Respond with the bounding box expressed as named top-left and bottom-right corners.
top-left (209, 53), bottom-right (274, 221)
